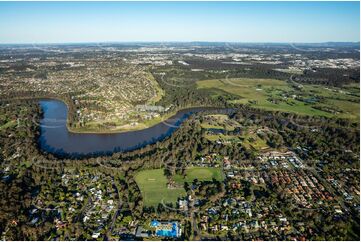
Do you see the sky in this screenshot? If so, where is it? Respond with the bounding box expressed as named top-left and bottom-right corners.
top-left (0, 1), bottom-right (359, 44)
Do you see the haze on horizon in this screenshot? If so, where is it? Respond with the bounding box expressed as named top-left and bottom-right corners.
top-left (0, 1), bottom-right (359, 44)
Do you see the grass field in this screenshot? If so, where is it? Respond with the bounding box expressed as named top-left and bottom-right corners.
top-left (204, 133), bottom-right (240, 143)
top-left (201, 113), bottom-right (270, 150)
top-left (134, 169), bottom-right (186, 206)
top-left (201, 114), bottom-right (240, 131)
top-left (204, 130), bottom-right (269, 151)
top-left (241, 133), bottom-right (269, 150)
top-left (197, 78), bottom-right (359, 121)
top-left (173, 167), bottom-right (224, 184)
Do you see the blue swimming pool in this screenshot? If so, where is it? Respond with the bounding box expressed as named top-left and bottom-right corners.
top-left (151, 220), bottom-right (179, 238)
top-left (155, 222), bottom-right (178, 237)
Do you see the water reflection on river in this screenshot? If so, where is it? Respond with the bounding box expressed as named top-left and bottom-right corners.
top-left (38, 100), bottom-right (231, 158)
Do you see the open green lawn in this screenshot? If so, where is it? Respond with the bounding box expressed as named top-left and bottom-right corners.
top-left (201, 114), bottom-right (240, 131)
top-left (302, 85), bottom-right (360, 120)
top-left (173, 167), bottom-right (224, 184)
top-left (204, 131), bottom-right (269, 151)
top-left (197, 78), bottom-right (359, 121)
top-left (134, 169), bottom-right (186, 206)
top-left (204, 133), bottom-right (240, 143)
top-left (241, 133), bottom-right (269, 151)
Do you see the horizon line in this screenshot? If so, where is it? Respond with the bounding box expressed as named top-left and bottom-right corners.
top-left (0, 41), bottom-right (360, 45)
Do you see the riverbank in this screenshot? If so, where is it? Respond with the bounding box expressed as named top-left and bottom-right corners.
top-left (65, 104), bottom-right (218, 134)
top-left (38, 99), bottom-right (227, 157)
top-left (2, 95), bottom-right (219, 134)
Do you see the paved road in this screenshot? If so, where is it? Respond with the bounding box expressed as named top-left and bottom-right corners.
top-left (106, 180), bottom-right (123, 240)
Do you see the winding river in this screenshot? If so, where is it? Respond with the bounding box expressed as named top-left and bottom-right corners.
top-left (38, 99), bottom-right (227, 157)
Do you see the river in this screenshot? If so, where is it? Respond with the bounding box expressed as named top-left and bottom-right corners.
top-left (38, 99), bottom-right (228, 157)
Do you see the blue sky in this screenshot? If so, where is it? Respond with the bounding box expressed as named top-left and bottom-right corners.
top-left (0, 1), bottom-right (359, 43)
